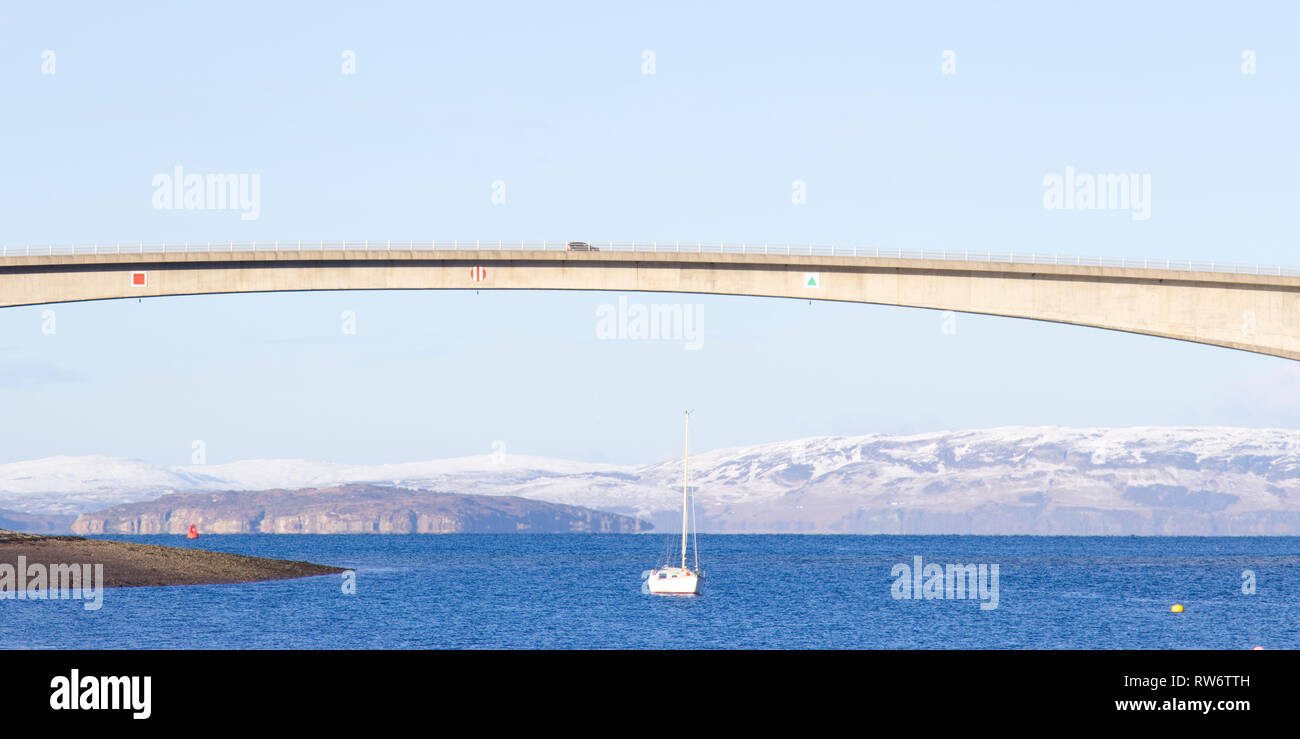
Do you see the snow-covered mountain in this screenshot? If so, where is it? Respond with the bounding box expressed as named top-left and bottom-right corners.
top-left (6, 427), bottom-right (1300, 534)
top-left (0, 454), bottom-right (634, 517)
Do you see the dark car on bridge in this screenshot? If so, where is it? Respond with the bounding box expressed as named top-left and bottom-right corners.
top-left (566, 241), bottom-right (599, 252)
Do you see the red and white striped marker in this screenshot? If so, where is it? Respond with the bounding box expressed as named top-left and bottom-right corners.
top-left (470, 265), bottom-right (487, 282)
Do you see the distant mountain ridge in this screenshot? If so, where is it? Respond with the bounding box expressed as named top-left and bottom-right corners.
top-left (0, 508), bottom-right (77, 535)
top-left (72, 484), bottom-right (651, 535)
top-left (0, 454), bottom-right (632, 516)
top-left (7, 426), bottom-right (1300, 534)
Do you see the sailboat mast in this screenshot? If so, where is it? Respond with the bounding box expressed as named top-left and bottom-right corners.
top-left (681, 411), bottom-right (689, 570)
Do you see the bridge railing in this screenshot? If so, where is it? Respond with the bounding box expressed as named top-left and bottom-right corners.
top-left (2, 240), bottom-right (1297, 277)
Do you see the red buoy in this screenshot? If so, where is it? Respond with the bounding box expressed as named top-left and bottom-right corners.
top-left (187, 524), bottom-right (199, 539)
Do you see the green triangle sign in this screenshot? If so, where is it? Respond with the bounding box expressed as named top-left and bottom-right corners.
top-left (804, 273), bottom-right (820, 288)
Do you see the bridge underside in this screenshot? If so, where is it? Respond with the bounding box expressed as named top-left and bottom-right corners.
top-left (3, 250), bottom-right (1299, 360)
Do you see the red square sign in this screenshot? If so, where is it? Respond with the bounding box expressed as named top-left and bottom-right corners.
top-left (131, 272), bottom-right (147, 286)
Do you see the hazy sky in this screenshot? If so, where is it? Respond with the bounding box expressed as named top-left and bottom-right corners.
top-left (1, 2), bottom-right (1298, 466)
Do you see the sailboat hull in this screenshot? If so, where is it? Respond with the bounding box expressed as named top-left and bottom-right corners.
top-left (643, 412), bottom-right (704, 596)
top-left (646, 568), bottom-right (701, 595)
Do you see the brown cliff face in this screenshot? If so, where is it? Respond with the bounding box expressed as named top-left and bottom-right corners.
top-left (71, 484), bottom-right (653, 535)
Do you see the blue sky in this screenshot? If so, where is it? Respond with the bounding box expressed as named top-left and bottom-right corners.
top-left (1, 1), bottom-right (1298, 466)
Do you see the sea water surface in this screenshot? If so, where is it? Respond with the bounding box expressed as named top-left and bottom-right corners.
top-left (3, 535), bottom-right (1297, 649)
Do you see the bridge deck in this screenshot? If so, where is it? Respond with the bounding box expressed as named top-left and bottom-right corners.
top-left (3, 246), bottom-right (1299, 361)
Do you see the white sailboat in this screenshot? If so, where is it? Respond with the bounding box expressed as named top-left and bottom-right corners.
top-left (645, 411), bottom-right (703, 595)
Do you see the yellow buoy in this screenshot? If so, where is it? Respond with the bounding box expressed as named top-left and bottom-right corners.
top-left (1171, 604), bottom-right (1184, 613)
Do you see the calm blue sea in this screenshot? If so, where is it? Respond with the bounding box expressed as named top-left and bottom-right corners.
top-left (2, 535), bottom-right (1297, 649)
